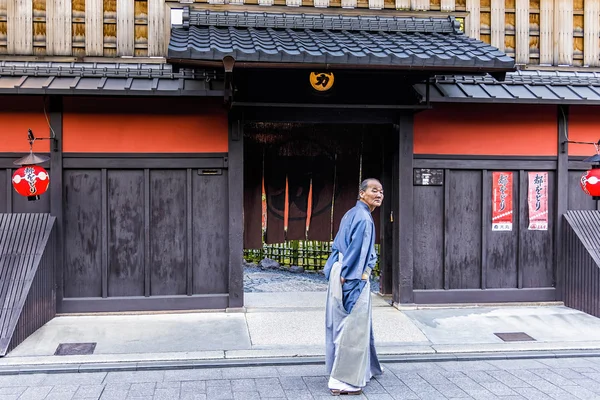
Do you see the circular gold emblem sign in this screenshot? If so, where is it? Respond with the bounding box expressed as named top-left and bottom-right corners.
top-left (309, 72), bottom-right (335, 92)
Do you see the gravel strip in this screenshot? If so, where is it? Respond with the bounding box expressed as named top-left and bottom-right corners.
top-left (244, 267), bottom-right (381, 293)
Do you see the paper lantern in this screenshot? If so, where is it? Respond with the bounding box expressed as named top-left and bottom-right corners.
top-left (12, 165), bottom-right (50, 201)
top-left (580, 167), bottom-right (600, 200)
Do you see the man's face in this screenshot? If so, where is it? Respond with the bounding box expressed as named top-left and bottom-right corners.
top-left (359, 180), bottom-right (384, 211)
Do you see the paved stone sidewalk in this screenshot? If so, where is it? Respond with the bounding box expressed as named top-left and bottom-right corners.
top-left (1, 357), bottom-right (600, 400)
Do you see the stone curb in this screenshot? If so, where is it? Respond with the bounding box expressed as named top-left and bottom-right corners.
top-left (1, 350), bottom-right (600, 375)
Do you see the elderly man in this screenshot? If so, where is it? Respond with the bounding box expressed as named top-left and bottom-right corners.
top-left (323, 178), bottom-right (384, 396)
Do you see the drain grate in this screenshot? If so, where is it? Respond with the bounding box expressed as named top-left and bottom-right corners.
top-left (54, 342), bottom-right (97, 356)
top-left (494, 332), bottom-right (536, 342)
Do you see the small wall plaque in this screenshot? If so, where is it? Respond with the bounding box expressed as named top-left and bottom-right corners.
top-left (414, 168), bottom-right (444, 186)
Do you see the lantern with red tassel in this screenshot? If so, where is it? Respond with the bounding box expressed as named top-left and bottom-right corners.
top-left (12, 129), bottom-right (52, 201)
top-left (12, 165), bottom-right (50, 201)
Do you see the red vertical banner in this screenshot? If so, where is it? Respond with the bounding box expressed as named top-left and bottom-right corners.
top-left (492, 171), bottom-right (514, 231)
top-left (528, 171), bottom-right (549, 231)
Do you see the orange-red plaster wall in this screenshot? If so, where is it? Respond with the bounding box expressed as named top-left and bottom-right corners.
top-left (0, 96), bottom-right (51, 152)
top-left (63, 97), bottom-right (228, 153)
top-left (568, 106), bottom-right (600, 156)
top-left (414, 104), bottom-right (558, 156)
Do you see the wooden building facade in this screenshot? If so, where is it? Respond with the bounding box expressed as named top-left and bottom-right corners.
top-left (1, 0), bottom-right (600, 313)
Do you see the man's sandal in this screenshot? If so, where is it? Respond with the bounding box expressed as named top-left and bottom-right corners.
top-left (330, 388), bottom-right (363, 396)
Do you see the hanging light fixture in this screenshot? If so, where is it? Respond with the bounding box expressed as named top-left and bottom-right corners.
top-left (12, 129), bottom-right (52, 201)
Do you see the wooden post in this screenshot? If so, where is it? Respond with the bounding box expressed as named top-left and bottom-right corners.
top-left (7, 0), bottom-right (32, 55)
top-left (465, 0), bottom-right (480, 39)
top-left (584, 0), bottom-right (600, 67)
top-left (148, 0), bottom-right (165, 57)
top-left (49, 96), bottom-right (64, 311)
top-left (46, 0), bottom-right (72, 56)
top-left (555, 105), bottom-right (569, 301)
top-left (117, 0), bottom-right (134, 56)
top-left (554, 0), bottom-right (573, 65)
top-left (228, 111), bottom-right (244, 309)
top-left (515, 0), bottom-right (530, 64)
top-left (491, 0), bottom-right (505, 51)
top-left (85, 0), bottom-right (103, 56)
top-left (393, 112), bottom-right (415, 306)
top-left (380, 127), bottom-right (394, 296)
top-left (540, 0), bottom-right (554, 65)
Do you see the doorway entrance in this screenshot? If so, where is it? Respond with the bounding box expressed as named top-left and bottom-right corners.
top-left (241, 122), bottom-right (396, 295)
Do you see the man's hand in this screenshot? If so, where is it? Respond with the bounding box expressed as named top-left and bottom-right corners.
top-left (340, 276), bottom-right (345, 284)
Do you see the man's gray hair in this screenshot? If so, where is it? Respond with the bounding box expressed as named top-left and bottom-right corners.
top-left (359, 178), bottom-right (381, 195)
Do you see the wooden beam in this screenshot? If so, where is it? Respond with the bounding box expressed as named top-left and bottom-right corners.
top-left (584, 0), bottom-right (600, 67)
top-left (554, 0), bottom-right (573, 65)
top-left (148, 0), bottom-right (165, 57)
top-left (491, 0), bottom-right (505, 51)
top-left (228, 111), bottom-right (244, 309)
top-left (465, 0), bottom-right (480, 39)
top-left (394, 112), bottom-right (414, 305)
top-left (117, 0), bottom-right (134, 56)
top-left (49, 96), bottom-right (64, 309)
top-left (515, 0), bottom-right (529, 64)
top-left (7, 0), bottom-right (32, 55)
top-left (555, 105), bottom-right (569, 301)
top-left (85, 0), bottom-right (103, 56)
top-left (441, 0), bottom-right (455, 12)
top-left (47, 0), bottom-right (72, 56)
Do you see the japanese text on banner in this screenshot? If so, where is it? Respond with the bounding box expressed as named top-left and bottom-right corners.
top-left (528, 172), bottom-right (548, 231)
top-left (492, 172), bottom-right (513, 231)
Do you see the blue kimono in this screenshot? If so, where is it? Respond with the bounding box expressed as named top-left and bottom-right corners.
top-left (324, 201), bottom-right (377, 313)
top-left (324, 201), bottom-right (382, 387)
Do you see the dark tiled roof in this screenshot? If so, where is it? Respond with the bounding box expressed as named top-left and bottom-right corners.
top-left (168, 10), bottom-right (515, 72)
top-left (187, 10), bottom-right (458, 33)
top-left (413, 70), bottom-right (600, 104)
top-left (0, 61), bottom-right (224, 96)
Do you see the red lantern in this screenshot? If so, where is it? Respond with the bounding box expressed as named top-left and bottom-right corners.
top-left (12, 165), bottom-right (50, 201)
top-left (580, 167), bottom-right (600, 200)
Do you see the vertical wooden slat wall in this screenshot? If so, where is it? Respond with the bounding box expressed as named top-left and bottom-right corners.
top-left (584, 0), bottom-right (599, 67)
top-left (86, 0), bottom-right (103, 56)
top-left (555, 0), bottom-right (574, 65)
top-left (0, 1), bottom-right (598, 66)
top-left (540, 0), bottom-right (554, 65)
top-left (46, 0), bottom-right (72, 55)
top-left (7, 0), bottom-right (32, 55)
top-left (515, 0), bottom-right (529, 64)
top-left (490, 0), bottom-right (505, 52)
top-left (147, 0), bottom-right (164, 56)
top-left (116, 0), bottom-right (134, 56)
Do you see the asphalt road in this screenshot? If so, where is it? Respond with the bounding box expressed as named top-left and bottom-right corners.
top-left (1, 356), bottom-right (600, 399)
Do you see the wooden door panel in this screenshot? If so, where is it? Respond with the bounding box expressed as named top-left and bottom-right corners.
top-left (192, 171), bottom-right (228, 294)
top-left (149, 170), bottom-right (187, 296)
top-left (63, 170), bottom-right (103, 298)
top-left (107, 170), bottom-right (145, 297)
top-left (446, 170), bottom-right (482, 289)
